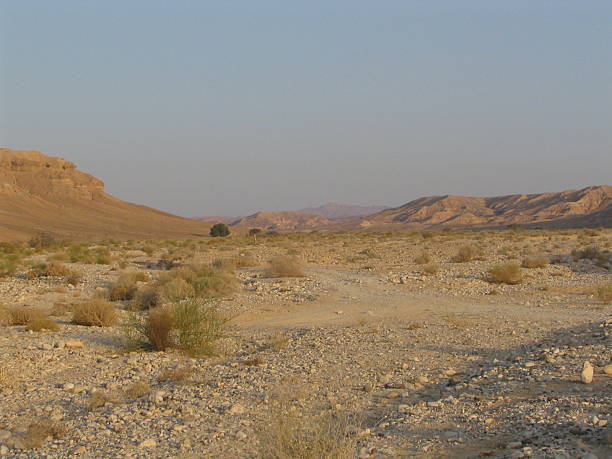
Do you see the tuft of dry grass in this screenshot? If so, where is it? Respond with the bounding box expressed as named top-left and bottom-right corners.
top-left (266, 256), bottom-right (304, 278)
top-left (20, 419), bottom-right (68, 450)
top-left (28, 262), bottom-right (76, 279)
top-left (3, 306), bottom-right (49, 326)
top-left (269, 333), bottom-right (290, 351)
top-left (109, 272), bottom-right (147, 301)
top-left (422, 263), bottom-right (440, 275)
top-left (452, 245), bottom-right (484, 263)
top-left (124, 381), bottom-right (151, 399)
top-left (25, 318), bottom-right (60, 332)
top-left (488, 262), bottom-right (523, 285)
top-left (159, 367), bottom-right (194, 383)
top-left (596, 283), bottom-right (612, 303)
top-left (72, 299), bottom-right (119, 327)
top-left (130, 287), bottom-right (161, 311)
top-left (258, 406), bottom-right (356, 459)
top-left (521, 256), bottom-right (549, 269)
top-left (414, 252), bottom-right (431, 265)
top-left (0, 304), bottom-right (11, 326)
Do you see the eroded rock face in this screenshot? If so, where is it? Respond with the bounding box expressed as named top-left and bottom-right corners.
top-left (0, 148), bottom-right (208, 241)
top-left (0, 149), bottom-right (104, 200)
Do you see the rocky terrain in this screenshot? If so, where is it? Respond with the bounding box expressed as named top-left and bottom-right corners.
top-left (0, 228), bottom-right (610, 458)
top-left (0, 149), bottom-right (209, 241)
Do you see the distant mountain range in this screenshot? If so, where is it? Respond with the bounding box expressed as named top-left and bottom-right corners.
top-left (0, 148), bottom-right (609, 241)
top-left (298, 203), bottom-right (388, 221)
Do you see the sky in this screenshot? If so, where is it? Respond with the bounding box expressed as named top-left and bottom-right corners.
top-left (1, 1), bottom-right (610, 217)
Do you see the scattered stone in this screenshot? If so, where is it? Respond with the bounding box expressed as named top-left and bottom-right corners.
top-left (581, 361), bottom-right (594, 384)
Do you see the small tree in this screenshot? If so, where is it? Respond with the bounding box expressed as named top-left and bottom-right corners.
top-left (249, 228), bottom-right (262, 243)
top-left (210, 223), bottom-right (230, 237)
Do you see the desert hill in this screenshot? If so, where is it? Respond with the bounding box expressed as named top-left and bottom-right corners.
top-left (0, 149), bottom-right (210, 241)
top-left (230, 211), bottom-right (333, 231)
top-left (350, 186), bottom-right (611, 230)
top-left (298, 203), bottom-right (388, 221)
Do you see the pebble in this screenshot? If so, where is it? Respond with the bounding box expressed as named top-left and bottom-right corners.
top-left (603, 364), bottom-right (612, 375)
top-left (138, 439), bottom-right (157, 448)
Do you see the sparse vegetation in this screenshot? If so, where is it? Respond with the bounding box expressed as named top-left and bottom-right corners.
top-left (126, 300), bottom-right (229, 356)
top-left (423, 263), bottom-right (440, 275)
top-left (25, 318), bottom-right (60, 332)
top-left (414, 252), bottom-right (431, 264)
top-left (488, 262), bottom-right (523, 285)
top-left (266, 256), bottom-right (304, 277)
top-left (452, 244), bottom-right (483, 263)
top-left (596, 283), bottom-right (612, 303)
top-left (522, 256), bottom-right (549, 269)
top-left (72, 299), bottom-right (119, 326)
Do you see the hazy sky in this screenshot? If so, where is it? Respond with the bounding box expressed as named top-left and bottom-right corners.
top-left (1, 1), bottom-right (610, 217)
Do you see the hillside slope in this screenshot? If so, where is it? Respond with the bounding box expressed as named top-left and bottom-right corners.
top-left (230, 211), bottom-right (333, 231)
top-left (298, 203), bottom-right (388, 221)
top-left (0, 149), bottom-right (209, 241)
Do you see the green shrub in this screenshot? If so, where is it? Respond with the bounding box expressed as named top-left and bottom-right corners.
top-left (488, 263), bottom-right (523, 285)
top-left (127, 301), bottom-right (229, 356)
top-left (210, 223), bottom-right (230, 237)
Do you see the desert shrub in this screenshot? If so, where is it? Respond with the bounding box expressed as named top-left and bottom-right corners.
top-left (521, 256), bottom-right (549, 269)
top-left (28, 232), bottom-right (57, 249)
top-left (0, 254), bottom-right (21, 277)
top-left (67, 244), bottom-right (96, 263)
top-left (66, 272), bottom-right (82, 286)
top-left (5, 306), bottom-right (48, 325)
top-left (25, 318), bottom-right (60, 332)
top-left (95, 249), bottom-right (113, 265)
top-left (259, 407), bottom-right (356, 459)
top-left (571, 246), bottom-right (610, 267)
top-left (0, 305), bottom-right (11, 326)
top-left (130, 287), bottom-right (161, 311)
top-left (488, 263), bottom-right (523, 285)
top-left (211, 258), bottom-right (236, 271)
top-left (234, 253), bottom-right (258, 267)
top-left (596, 283), bottom-right (612, 303)
top-left (20, 419), bottom-right (67, 450)
top-left (127, 300), bottom-right (229, 356)
top-left (158, 278), bottom-right (195, 302)
top-left (124, 381), bottom-right (151, 399)
top-left (269, 333), bottom-right (290, 351)
top-left (189, 266), bottom-right (237, 298)
top-left (210, 223), bottom-right (230, 237)
top-left (359, 248), bottom-right (381, 259)
top-left (72, 299), bottom-right (119, 326)
top-left (28, 262), bottom-right (75, 279)
top-left (266, 256), bottom-right (304, 278)
top-left (109, 272), bottom-right (142, 301)
top-left (414, 253), bottom-right (431, 264)
top-left (452, 245), bottom-right (483, 263)
top-left (423, 263), bottom-right (440, 275)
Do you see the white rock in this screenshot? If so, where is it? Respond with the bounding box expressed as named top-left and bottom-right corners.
top-left (581, 361), bottom-right (594, 384)
top-left (138, 439), bottom-right (157, 448)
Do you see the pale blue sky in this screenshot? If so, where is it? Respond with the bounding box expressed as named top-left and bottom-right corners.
top-left (1, 1), bottom-right (610, 217)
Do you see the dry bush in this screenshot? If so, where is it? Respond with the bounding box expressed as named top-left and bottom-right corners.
top-left (422, 263), bottom-right (440, 275)
top-left (452, 245), bottom-right (483, 263)
top-left (234, 253), bottom-right (258, 267)
top-left (28, 262), bottom-right (76, 279)
top-left (20, 419), bottom-right (67, 450)
top-left (25, 318), bottom-right (60, 332)
top-left (51, 301), bottom-right (73, 316)
top-left (159, 367), bottom-right (194, 383)
top-left (124, 381), bottom-right (151, 399)
top-left (258, 407), bottom-right (356, 459)
top-left (414, 253), bottom-right (431, 265)
top-left (596, 283), bottom-right (612, 303)
top-left (130, 287), bottom-right (161, 311)
top-left (266, 256), bottom-right (304, 278)
top-left (521, 256), bottom-right (549, 269)
top-left (95, 249), bottom-right (113, 265)
top-left (109, 272), bottom-right (147, 301)
top-left (0, 305), bottom-right (11, 326)
top-left (158, 278), bottom-right (195, 302)
top-left (126, 300), bottom-right (229, 356)
top-left (488, 263), bottom-right (523, 285)
top-left (87, 391), bottom-right (113, 410)
top-left (269, 333), bottom-right (290, 351)
top-left (66, 272), bottom-right (82, 286)
top-left (211, 257), bottom-right (236, 271)
top-left (72, 299), bottom-right (119, 327)
top-left (5, 306), bottom-right (48, 325)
